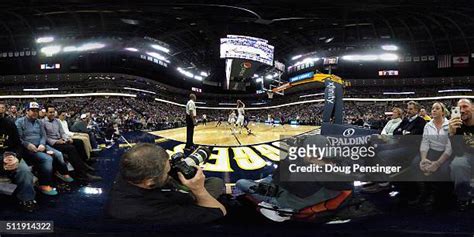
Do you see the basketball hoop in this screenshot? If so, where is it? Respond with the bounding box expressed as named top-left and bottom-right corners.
top-left (267, 91), bottom-right (274, 99)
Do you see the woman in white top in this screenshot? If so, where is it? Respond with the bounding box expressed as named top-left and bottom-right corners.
top-left (374, 107), bottom-right (403, 146)
top-left (416, 102), bottom-right (452, 178)
top-left (411, 102), bottom-right (452, 207)
top-left (381, 107), bottom-right (403, 135)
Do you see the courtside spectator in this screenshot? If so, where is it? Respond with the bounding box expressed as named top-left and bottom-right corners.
top-left (0, 101), bottom-right (37, 212)
top-left (362, 107), bottom-right (403, 193)
top-left (420, 108), bottom-right (432, 122)
top-left (411, 102), bottom-right (452, 208)
top-left (8, 105), bottom-right (19, 123)
top-left (381, 107), bottom-right (403, 135)
top-left (58, 111), bottom-right (93, 160)
top-left (448, 99), bottom-right (474, 211)
top-left (71, 114), bottom-right (99, 150)
top-left (371, 101), bottom-right (426, 196)
top-left (43, 105), bottom-right (101, 182)
top-left (16, 102), bottom-right (71, 196)
top-left (39, 109), bottom-right (46, 120)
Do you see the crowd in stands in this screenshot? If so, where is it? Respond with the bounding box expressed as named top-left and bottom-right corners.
top-left (2, 73), bottom-right (472, 109)
top-left (123, 98), bottom-right (186, 130)
top-left (0, 97), bottom-right (466, 133)
top-left (0, 100), bottom-right (103, 212)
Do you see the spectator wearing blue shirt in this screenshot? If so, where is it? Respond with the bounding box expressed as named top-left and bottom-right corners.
top-left (16, 102), bottom-right (72, 196)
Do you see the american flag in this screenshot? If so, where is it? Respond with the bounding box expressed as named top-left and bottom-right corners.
top-left (438, 55), bottom-right (451, 68)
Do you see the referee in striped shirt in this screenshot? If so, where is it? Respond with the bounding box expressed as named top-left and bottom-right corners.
top-left (185, 94), bottom-right (197, 149)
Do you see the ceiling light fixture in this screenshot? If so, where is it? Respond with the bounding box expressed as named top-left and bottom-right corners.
top-left (36, 36), bottom-right (54, 43)
top-left (379, 53), bottom-right (399, 61)
top-left (325, 37), bottom-right (334, 43)
top-left (291, 55), bottom-right (302, 60)
top-left (77, 42), bottom-right (105, 51)
top-left (381, 45), bottom-right (398, 51)
top-left (151, 44), bottom-right (170, 53)
top-left (147, 52), bottom-right (170, 63)
top-left (40, 45), bottom-right (61, 56)
top-left (125, 47), bottom-right (139, 52)
top-left (360, 55), bottom-right (378, 61)
top-left (63, 46), bottom-right (78, 52)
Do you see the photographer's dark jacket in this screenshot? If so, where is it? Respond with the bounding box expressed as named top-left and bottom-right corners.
top-left (0, 117), bottom-right (22, 174)
top-left (105, 176), bottom-right (224, 224)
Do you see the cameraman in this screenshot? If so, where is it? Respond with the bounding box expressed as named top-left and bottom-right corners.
top-left (106, 143), bottom-right (226, 224)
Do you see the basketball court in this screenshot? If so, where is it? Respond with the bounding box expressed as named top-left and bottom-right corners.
top-left (149, 122), bottom-right (318, 146)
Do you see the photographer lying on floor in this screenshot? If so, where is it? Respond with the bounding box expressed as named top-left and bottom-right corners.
top-left (106, 143), bottom-right (226, 224)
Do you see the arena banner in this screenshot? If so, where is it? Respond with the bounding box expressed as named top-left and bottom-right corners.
top-left (322, 79), bottom-right (343, 124)
top-left (289, 71), bottom-right (314, 83)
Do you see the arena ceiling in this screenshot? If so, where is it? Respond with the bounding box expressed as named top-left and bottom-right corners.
top-left (0, 0), bottom-right (474, 84)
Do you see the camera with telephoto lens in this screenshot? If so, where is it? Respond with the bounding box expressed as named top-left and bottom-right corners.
top-left (169, 146), bottom-right (211, 180)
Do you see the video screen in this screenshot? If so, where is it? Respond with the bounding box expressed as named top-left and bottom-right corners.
top-left (220, 35), bottom-right (274, 66)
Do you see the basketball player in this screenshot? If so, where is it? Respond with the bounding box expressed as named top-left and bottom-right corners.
top-left (235, 100), bottom-right (252, 134)
top-left (268, 114), bottom-right (276, 127)
top-left (243, 115), bottom-right (253, 135)
top-left (280, 114), bottom-right (285, 126)
top-left (228, 110), bottom-right (237, 126)
top-left (216, 116), bottom-right (223, 127)
top-left (202, 114), bottom-right (207, 126)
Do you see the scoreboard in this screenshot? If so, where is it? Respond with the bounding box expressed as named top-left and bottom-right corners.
top-left (220, 35), bottom-right (274, 66)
